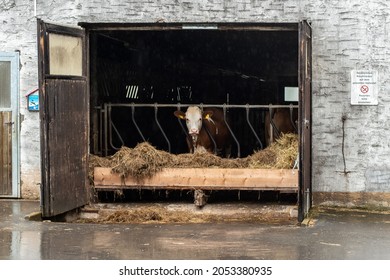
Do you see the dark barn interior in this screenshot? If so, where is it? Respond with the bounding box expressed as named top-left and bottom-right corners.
top-left (88, 26), bottom-right (299, 203)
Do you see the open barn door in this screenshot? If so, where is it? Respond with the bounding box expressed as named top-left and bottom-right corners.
top-left (298, 20), bottom-right (312, 222)
top-left (38, 20), bottom-right (89, 218)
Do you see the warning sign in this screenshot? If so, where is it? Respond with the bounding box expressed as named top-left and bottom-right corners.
top-left (351, 70), bottom-right (378, 105)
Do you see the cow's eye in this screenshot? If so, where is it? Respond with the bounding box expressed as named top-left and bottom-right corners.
top-left (199, 118), bottom-right (202, 121)
top-left (186, 118), bottom-right (189, 122)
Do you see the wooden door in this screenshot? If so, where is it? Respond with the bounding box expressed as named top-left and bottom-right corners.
top-left (38, 20), bottom-right (89, 217)
top-left (0, 52), bottom-right (19, 197)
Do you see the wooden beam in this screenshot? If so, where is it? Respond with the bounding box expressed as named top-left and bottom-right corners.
top-left (94, 167), bottom-right (298, 192)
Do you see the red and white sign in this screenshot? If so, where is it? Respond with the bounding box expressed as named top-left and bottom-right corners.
top-left (351, 70), bottom-right (378, 105)
top-left (360, 85), bottom-right (369, 94)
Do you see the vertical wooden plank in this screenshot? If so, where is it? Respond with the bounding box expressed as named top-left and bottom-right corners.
top-left (0, 111), bottom-right (12, 195)
top-left (298, 20), bottom-right (312, 222)
top-left (0, 112), bottom-right (4, 194)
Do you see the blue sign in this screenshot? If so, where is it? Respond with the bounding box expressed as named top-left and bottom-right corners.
top-left (28, 92), bottom-right (39, 111)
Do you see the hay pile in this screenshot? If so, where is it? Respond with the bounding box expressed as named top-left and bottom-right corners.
top-left (89, 133), bottom-right (298, 181)
top-left (111, 144), bottom-right (174, 178)
top-left (247, 133), bottom-right (298, 169)
top-left (89, 142), bottom-right (174, 181)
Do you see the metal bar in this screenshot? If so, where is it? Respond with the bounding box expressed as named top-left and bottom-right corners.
top-left (131, 105), bottom-right (146, 142)
top-left (269, 106), bottom-right (281, 139)
top-left (203, 124), bottom-right (217, 154)
top-left (176, 104), bottom-right (188, 136)
top-left (99, 106), bottom-right (103, 155)
top-left (110, 121), bottom-right (125, 150)
top-left (175, 104), bottom-right (192, 150)
top-left (289, 104), bottom-right (298, 132)
top-left (108, 105), bottom-right (113, 150)
top-left (154, 104), bottom-right (171, 153)
top-left (268, 107), bottom-right (274, 143)
top-left (223, 105), bottom-right (240, 158)
top-left (199, 104), bottom-right (217, 154)
top-left (293, 153), bottom-right (299, 170)
top-left (103, 103), bottom-right (108, 156)
top-left (107, 105), bottom-right (125, 151)
top-left (246, 105), bottom-right (263, 150)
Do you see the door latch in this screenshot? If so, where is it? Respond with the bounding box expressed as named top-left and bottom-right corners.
top-left (4, 121), bottom-right (14, 125)
top-left (304, 119), bottom-right (310, 129)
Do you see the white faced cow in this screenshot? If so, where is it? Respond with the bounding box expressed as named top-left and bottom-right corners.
top-left (174, 106), bottom-right (231, 157)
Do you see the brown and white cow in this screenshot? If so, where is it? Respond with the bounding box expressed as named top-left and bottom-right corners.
top-left (174, 106), bottom-right (231, 157)
top-left (264, 107), bottom-right (298, 147)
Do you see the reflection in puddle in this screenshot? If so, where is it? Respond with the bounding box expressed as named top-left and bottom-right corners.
top-left (8, 231), bottom-right (41, 259)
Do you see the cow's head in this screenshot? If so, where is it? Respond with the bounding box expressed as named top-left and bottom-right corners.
top-left (174, 106), bottom-right (214, 142)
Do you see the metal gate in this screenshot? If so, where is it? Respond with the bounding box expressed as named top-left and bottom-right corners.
top-left (38, 20), bottom-right (89, 217)
top-left (0, 52), bottom-right (20, 198)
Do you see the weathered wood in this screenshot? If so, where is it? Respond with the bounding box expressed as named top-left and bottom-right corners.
top-left (298, 20), bottom-right (312, 221)
top-left (39, 20), bottom-right (89, 217)
top-left (94, 167), bottom-right (298, 192)
top-left (0, 111), bottom-right (12, 196)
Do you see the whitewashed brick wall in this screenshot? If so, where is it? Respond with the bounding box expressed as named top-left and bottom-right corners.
top-left (1, 0), bottom-right (390, 200)
top-left (0, 0), bottom-right (41, 198)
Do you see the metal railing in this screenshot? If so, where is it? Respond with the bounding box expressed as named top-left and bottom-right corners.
top-left (98, 103), bottom-right (298, 157)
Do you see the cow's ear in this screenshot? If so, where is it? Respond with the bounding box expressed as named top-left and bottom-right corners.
top-left (203, 111), bottom-right (214, 120)
top-left (174, 111), bottom-right (186, 119)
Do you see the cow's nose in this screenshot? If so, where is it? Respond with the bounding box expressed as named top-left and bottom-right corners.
top-left (189, 128), bottom-right (199, 135)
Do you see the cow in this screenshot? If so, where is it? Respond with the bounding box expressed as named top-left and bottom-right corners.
top-left (264, 107), bottom-right (298, 147)
top-left (174, 106), bottom-right (231, 157)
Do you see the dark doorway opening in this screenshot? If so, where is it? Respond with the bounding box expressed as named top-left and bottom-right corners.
top-left (88, 26), bottom-right (299, 158)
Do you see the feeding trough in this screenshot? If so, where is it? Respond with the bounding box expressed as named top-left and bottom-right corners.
top-left (91, 134), bottom-right (299, 206)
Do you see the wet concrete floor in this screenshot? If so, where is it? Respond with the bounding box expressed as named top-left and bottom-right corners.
top-left (1, 199), bottom-right (390, 260)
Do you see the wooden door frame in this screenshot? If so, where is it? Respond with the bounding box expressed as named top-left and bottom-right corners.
top-left (298, 20), bottom-right (312, 222)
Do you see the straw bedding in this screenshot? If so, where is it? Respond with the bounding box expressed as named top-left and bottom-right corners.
top-left (76, 205), bottom-right (295, 224)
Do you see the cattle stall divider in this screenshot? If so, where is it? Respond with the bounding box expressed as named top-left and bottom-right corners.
top-left (93, 103), bottom-right (299, 206)
top-left (97, 103), bottom-right (298, 157)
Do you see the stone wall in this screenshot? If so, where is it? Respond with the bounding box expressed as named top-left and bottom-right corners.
top-left (0, 0), bottom-right (41, 198)
top-left (1, 0), bottom-right (390, 203)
